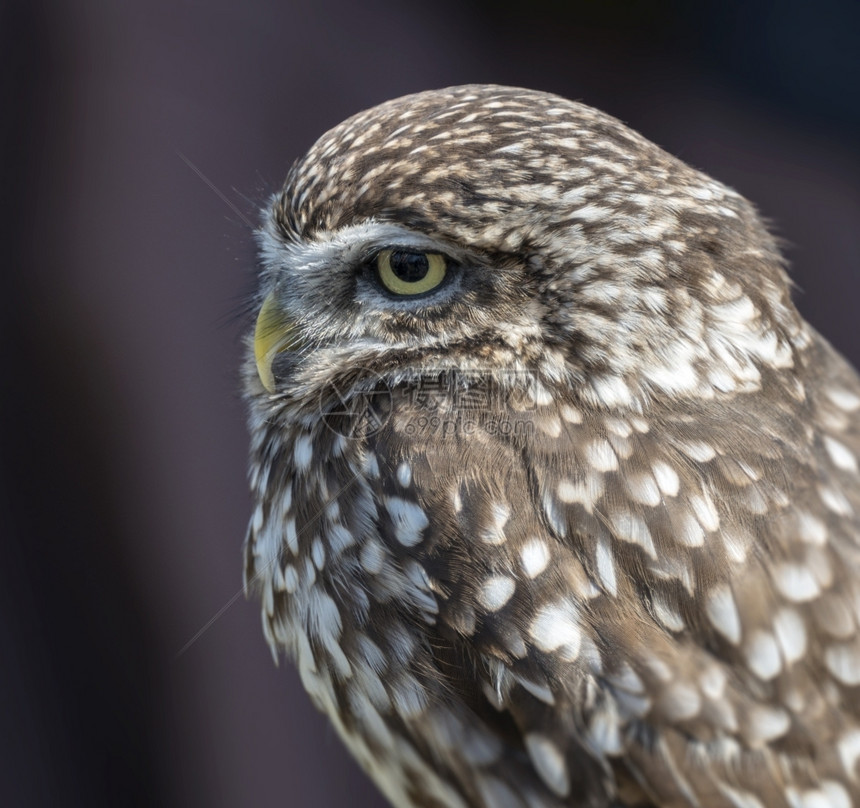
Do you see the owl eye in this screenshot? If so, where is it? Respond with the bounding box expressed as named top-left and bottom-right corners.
top-left (375, 249), bottom-right (448, 296)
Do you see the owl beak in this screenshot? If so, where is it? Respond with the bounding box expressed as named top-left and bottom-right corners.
top-left (254, 292), bottom-right (301, 393)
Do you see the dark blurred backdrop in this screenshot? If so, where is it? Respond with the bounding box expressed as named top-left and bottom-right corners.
top-left (1, 1), bottom-right (858, 806)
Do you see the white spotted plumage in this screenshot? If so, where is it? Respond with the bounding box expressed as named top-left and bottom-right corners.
top-left (244, 85), bottom-right (860, 807)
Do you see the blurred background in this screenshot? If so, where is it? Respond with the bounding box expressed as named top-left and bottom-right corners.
top-left (1, 1), bottom-right (858, 806)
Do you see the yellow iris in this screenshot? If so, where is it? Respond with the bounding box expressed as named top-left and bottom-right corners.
top-left (376, 249), bottom-right (447, 296)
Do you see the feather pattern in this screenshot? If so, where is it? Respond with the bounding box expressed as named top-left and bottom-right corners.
top-left (244, 85), bottom-right (860, 807)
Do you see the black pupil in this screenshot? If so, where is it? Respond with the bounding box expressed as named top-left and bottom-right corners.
top-left (389, 251), bottom-right (430, 282)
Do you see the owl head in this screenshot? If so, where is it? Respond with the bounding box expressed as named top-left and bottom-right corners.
top-left (250, 85), bottom-right (805, 422)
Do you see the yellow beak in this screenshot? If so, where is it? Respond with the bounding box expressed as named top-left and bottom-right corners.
top-left (254, 292), bottom-right (300, 392)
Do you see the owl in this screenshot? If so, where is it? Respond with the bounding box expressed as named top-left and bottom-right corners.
top-left (244, 85), bottom-right (860, 808)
